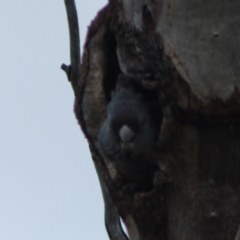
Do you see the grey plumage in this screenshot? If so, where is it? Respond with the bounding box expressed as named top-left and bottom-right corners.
top-left (99, 75), bottom-right (162, 191)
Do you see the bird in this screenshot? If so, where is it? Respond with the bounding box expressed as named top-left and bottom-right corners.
top-left (99, 75), bottom-right (162, 192)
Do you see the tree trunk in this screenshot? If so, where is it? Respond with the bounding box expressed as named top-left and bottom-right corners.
top-left (65, 0), bottom-right (240, 239)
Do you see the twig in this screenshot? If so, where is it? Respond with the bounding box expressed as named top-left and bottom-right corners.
top-left (61, 0), bottom-right (81, 94)
top-left (96, 164), bottom-right (129, 240)
top-left (61, 1), bottom-right (129, 239)
top-left (235, 225), bottom-right (240, 240)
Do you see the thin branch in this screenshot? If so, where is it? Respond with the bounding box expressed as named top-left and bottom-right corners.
top-left (61, 0), bottom-right (81, 93)
top-left (96, 166), bottom-right (129, 240)
top-left (235, 225), bottom-right (240, 240)
top-left (61, 1), bottom-right (128, 239)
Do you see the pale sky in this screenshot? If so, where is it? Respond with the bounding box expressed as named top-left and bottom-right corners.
top-left (0, 1), bottom-right (109, 239)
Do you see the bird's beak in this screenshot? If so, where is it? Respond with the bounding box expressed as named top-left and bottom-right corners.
top-left (119, 125), bottom-right (135, 144)
top-left (119, 125), bottom-right (135, 156)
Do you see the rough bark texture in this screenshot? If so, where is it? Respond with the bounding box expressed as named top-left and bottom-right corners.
top-left (71, 0), bottom-right (240, 239)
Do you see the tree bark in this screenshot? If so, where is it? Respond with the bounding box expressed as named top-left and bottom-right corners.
top-left (64, 0), bottom-right (240, 239)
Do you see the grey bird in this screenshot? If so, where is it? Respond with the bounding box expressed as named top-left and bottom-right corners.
top-left (99, 75), bottom-right (162, 191)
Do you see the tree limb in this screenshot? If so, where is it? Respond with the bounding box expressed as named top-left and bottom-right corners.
top-left (235, 225), bottom-right (240, 240)
top-left (96, 163), bottom-right (129, 240)
top-left (61, 0), bottom-right (81, 93)
top-left (61, 1), bottom-right (128, 239)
